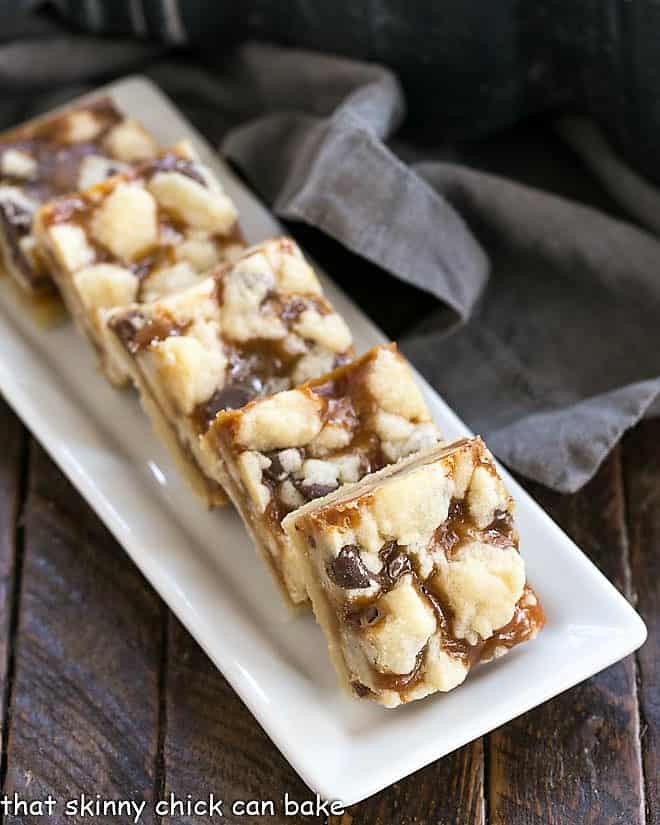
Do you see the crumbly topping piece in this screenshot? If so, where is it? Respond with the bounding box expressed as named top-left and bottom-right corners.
top-left (73, 264), bottom-right (139, 334)
top-left (91, 182), bottom-right (160, 261)
top-left (103, 118), bottom-right (158, 162)
top-left (148, 169), bottom-right (237, 233)
top-left (282, 437), bottom-right (544, 706)
top-left (237, 391), bottom-right (324, 451)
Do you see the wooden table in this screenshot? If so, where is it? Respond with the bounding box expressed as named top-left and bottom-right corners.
top-left (0, 215), bottom-right (657, 824)
top-left (1, 404), bottom-right (657, 825)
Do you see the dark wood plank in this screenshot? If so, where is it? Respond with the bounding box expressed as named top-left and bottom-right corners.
top-left (489, 449), bottom-right (644, 825)
top-left (164, 614), bottom-right (482, 825)
top-left (162, 613), bottom-right (323, 825)
top-left (623, 419), bottom-right (660, 825)
top-left (0, 399), bottom-right (27, 762)
top-left (2, 442), bottom-right (163, 824)
top-left (335, 740), bottom-right (483, 825)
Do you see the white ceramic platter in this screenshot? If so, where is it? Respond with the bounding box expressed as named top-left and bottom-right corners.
top-left (0, 76), bottom-right (646, 806)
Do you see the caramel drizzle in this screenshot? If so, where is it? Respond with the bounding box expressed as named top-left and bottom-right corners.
top-left (261, 349), bottom-right (421, 530)
top-left (342, 505), bottom-right (540, 698)
top-left (361, 584), bottom-right (544, 698)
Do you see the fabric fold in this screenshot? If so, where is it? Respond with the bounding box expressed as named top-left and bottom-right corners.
top-left (402, 163), bottom-right (660, 491)
top-left (223, 45), bottom-right (489, 322)
top-left (1, 28), bottom-right (658, 493)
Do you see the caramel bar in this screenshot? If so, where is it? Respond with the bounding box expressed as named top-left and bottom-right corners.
top-left (33, 140), bottom-right (244, 385)
top-left (282, 437), bottom-right (544, 706)
top-left (200, 344), bottom-right (442, 604)
top-left (105, 238), bottom-right (354, 507)
top-left (0, 97), bottom-right (159, 294)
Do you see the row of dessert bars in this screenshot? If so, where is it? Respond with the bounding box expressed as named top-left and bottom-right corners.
top-left (0, 97), bottom-right (544, 708)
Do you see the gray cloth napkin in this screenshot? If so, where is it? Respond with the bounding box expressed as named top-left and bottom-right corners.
top-left (1, 25), bottom-right (659, 492)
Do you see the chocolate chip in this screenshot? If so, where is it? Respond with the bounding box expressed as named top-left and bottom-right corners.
top-left (148, 155), bottom-right (206, 186)
top-left (434, 522), bottom-right (460, 554)
top-left (280, 297), bottom-right (309, 321)
top-left (189, 376), bottom-right (262, 434)
top-left (299, 481), bottom-right (338, 502)
top-left (386, 552), bottom-right (411, 580)
top-left (263, 448), bottom-right (303, 483)
top-left (110, 313), bottom-right (142, 352)
top-left (484, 508), bottom-right (515, 548)
top-left (378, 541), bottom-right (412, 586)
top-left (379, 540), bottom-right (397, 560)
top-left (0, 198), bottom-right (33, 228)
top-left (327, 545), bottom-right (372, 589)
top-left (351, 681), bottom-right (374, 698)
top-left (264, 454), bottom-right (286, 482)
top-left (198, 383), bottom-right (258, 425)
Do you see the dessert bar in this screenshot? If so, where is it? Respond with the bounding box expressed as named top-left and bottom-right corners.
top-left (105, 238), bottom-right (354, 507)
top-left (200, 344), bottom-right (441, 604)
top-left (283, 437), bottom-right (545, 706)
top-left (0, 97), bottom-right (158, 294)
top-left (33, 140), bottom-right (244, 384)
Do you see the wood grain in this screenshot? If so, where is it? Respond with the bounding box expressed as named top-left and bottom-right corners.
top-left (624, 420), bottom-right (660, 825)
top-left (0, 405), bottom-right (652, 825)
top-left (162, 581), bottom-right (483, 825)
top-left (2, 442), bottom-right (163, 824)
top-left (0, 400), bottom-right (26, 763)
top-left (161, 613), bottom-right (320, 825)
top-left (336, 740), bottom-right (483, 825)
top-left (489, 449), bottom-right (645, 825)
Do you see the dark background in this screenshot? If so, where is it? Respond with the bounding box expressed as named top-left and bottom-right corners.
top-left (5, 0), bottom-right (660, 183)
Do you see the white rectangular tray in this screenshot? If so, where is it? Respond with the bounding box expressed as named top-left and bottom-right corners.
top-left (0, 76), bottom-right (646, 805)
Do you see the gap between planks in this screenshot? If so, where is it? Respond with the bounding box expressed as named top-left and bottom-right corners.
top-left (0, 408), bottom-right (29, 808)
top-left (153, 603), bottom-right (169, 825)
top-left (622, 422), bottom-right (660, 825)
top-left (618, 445), bottom-right (648, 825)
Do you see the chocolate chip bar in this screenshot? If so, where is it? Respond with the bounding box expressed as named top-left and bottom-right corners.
top-left (199, 344), bottom-right (441, 604)
top-left (104, 238), bottom-right (354, 507)
top-left (0, 97), bottom-right (159, 294)
top-left (282, 437), bottom-right (544, 706)
top-left (33, 140), bottom-right (244, 385)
